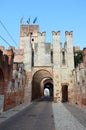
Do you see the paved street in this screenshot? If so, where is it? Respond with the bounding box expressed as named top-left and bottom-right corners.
top-left (0, 100), bottom-right (55, 130)
top-left (53, 103), bottom-right (86, 130)
top-left (0, 99), bottom-right (86, 130)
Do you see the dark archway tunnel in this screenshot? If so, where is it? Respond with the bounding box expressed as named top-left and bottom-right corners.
top-left (32, 69), bottom-right (53, 101)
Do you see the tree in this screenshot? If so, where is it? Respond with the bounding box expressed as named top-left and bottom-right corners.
top-left (74, 51), bottom-right (83, 67)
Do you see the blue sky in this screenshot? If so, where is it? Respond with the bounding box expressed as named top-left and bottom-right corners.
top-left (0, 0), bottom-right (86, 49)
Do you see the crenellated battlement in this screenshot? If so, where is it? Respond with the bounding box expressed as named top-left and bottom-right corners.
top-left (65, 31), bottom-right (73, 37)
top-left (18, 24), bottom-right (75, 103)
top-left (52, 31), bottom-right (60, 43)
top-left (52, 31), bottom-right (60, 36)
top-left (38, 32), bottom-right (46, 36)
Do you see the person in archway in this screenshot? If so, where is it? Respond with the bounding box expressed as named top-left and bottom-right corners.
top-left (44, 88), bottom-right (50, 97)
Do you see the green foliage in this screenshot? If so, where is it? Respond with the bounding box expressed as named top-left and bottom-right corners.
top-left (74, 51), bottom-right (83, 67)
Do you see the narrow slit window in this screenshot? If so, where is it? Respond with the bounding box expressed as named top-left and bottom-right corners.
top-left (62, 51), bottom-right (65, 65)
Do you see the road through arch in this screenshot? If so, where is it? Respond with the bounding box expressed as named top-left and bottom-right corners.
top-left (32, 69), bottom-right (53, 100)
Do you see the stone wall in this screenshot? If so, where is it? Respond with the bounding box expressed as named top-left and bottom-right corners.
top-left (72, 48), bottom-right (86, 107)
top-left (4, 90), bottom-right (24, 111)
top-left (20, 25), bottom-right (39, 49)
top-left (4, 62), bottom-right (27, 111)
top-left (0, 46), bottom-right (27, 111)
top-left (34, 32), bottom-right (51, 66)
top-left (73, 63), bottom-right (86, 107)
top-left (52, 31), bottom-right (61, 102)
top-left (83, 48), bottom-right (86, 66)
top-left (52, 31), bottom-right (74, 103)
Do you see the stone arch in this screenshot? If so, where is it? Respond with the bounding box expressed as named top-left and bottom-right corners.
top-left (32, 69), bottom-right (53, 100)
top-left (40, 78), bottom-right (53, 97)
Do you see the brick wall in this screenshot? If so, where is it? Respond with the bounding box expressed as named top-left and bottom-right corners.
top-left (4, 89), bottom-right (24, 111)
top-left (3, 62), bottom-right (27, 111)
top-left (83, 48), bottom-right (86, 66)
top-left (73, 63), bottom-right (86, 107)
top-left (0, 46), bottom-right (14, 111)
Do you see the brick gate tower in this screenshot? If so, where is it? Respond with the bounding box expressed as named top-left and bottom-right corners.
top-left (16, 24), bottom-right (74, 103)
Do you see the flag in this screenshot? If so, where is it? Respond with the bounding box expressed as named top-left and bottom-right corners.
top-left (33, 17), bottom-right (37, 24)
top-left (27, 17), bottom-right (30, 24)
top-left (20, 17), bottom-right (24, 24)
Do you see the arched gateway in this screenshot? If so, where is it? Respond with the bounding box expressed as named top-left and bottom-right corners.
top-left (17, 24), bottom-right (75, 103)
top-left (32, 70), bottom-right (53, 100)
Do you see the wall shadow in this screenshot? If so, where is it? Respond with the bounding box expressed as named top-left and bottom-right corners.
top-left (63, 103), bottom-right (86, 128)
